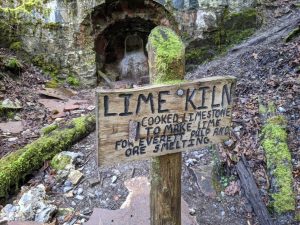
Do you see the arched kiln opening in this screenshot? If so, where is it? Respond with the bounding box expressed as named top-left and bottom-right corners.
top-left (88, 0), bottom-right (177, 86)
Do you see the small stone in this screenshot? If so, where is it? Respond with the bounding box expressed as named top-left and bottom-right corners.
top-left (68, 170), bottom-right (84, 185)
top-left (87, 105), bottom-right (95, 111)
top-left (57, 208), bottom-right (74, 216)
top-left (221, 211), bottom-right (225, 217)
top-left (189, 208), bottom-right (196, 216)
top-left (63, 187), bottom-right (73, 193)
top-left (185, 158), bottom-right (197, 166)
top-left (1, 98), bottom-right (22, 109)
top-left (233, 126), bottom-right (242, 132)
top-left (88, 178), bottom-right (100, 187)
top-left (64, 191), bottom-right (74, 198)
top-left (7, 137), bottom-right (18, 142)
top-left (71, 201), bottom-right (76, 206)
top-left (35, 205), bottom-right (57, 223)
top-left (278, 106), bottom-right (286, 113)
top-left (77, 188), bottom-right (83, 195)
top-left (13, 115), bottom-right (21, 121)
top-left (1, 204), bottom-right (14, 214)
top-left (75, 195), bottom-right (85, 200)
top-left (64, 180), bottom-right (72, 187)
top-left (224, 139), bottom-right (234, 147)
top-left (88, 193), bottom-right (95, 198)
top-left (111, 176), bottom-right (118, 184)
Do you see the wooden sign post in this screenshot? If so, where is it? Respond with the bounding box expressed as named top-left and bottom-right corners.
top-left (96, 27), bottom-right (236, 225)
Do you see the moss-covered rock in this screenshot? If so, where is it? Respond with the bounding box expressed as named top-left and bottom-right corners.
top-left (261, 115), bottom-right (295, 214)
top-left (0, 115), bottom-right (95, 198)
top-left (186, 8), bottom-right (260, 66)
top-left (51, 154), bottom-right (72, 171)
top-left (147, 26), bottom-right (185, 84)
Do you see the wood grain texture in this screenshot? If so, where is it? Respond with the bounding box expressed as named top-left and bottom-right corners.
top-left (96, 76), bottom-right (236, 166)
top-left (236, 157), bottom-right (274, 225)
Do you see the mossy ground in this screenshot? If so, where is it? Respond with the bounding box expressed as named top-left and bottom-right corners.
top-left (0, 115), bottom-right (95, 198)
top-left (262, 115), bottom-right (295, 214)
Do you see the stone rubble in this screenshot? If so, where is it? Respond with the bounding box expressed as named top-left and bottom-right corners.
top-left (0, 185), bottom-right (56, 223)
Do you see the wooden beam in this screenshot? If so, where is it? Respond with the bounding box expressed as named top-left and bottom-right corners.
top-left (236, 156), bottom-right (274, 225)
top-left (147, 26), bottom-right (185, 225)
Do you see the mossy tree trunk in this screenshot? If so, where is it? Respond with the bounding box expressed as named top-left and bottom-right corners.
top-left (147, 26), bottom-right (185, 225)
top-left (0, 115), bottom-right (96, 198)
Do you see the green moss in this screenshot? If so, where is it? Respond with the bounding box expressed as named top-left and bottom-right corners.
top-left (148, 26), bottom-right (185, 84)
top-left (9, 42), bottom-right (22, 51)
top-left (5, 57), bottom-right (22, 70)
top-left (41, 123), bottom-right (58, 136)
top-left (0, 0), bottom-right (45, 15)
top-left (67, 75), bottom-right (80, 87)
top-left (295, 211), bottom-right (300, 221)
top-left (261, 115), bottom-right (295, 214)
top-left (42, 22), bottom-right (62, 30)
top-left (186, 8), bottom-right (258, 65)
top-left (259, 103), bottom-right (268, 114)
top-left (285, 26), bottom-right (300, 42)
top-left (32, 55), bottom-right (60, 79)
top-left (50, 154), bottom-right (72, 171)
top-left (4, 57), bottom-right (23, 74)
top-left (0, 115), bottom-right (96, 198)
top-left (45, 79), bottom-right (60, 88)
top-left (7, 111), bottom-right (15, 120)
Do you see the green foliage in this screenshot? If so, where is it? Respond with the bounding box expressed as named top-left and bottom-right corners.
top-left (295, 211), bottom-right (300, 221)
top-left (5, 57), bottom-right (22, 70)
top-left (261, 115), bottom-right (295, 214)
top-left (285, 26), bottom-right (300, 42)
top-left (45, 79), bottom-right (60, 88)
top-left (9, 42), bottom-right (22, 51)
top-left (0, 0), bottom-right (48, 19)
top-left (7, 111), bottom-right (15, 120)
top-left (4, 57), bottom-right (23, 74)
top-left (42, 22), bottom-right (62, 30)
top-left (67, 75), bottom-right (80, 87)
top-left (0, 115), bottom-right (96, 198)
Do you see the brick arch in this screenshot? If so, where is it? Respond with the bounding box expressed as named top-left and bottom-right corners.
top-left (78, 0), bottom-right (178, 85)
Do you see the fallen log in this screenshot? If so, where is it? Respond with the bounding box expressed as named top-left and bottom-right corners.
top-left (0, 115), bottom-right (96, 198)
top-left (259, 101), bottom-right (295, 214)
top-left (236, 156), bottom-right (274, 225)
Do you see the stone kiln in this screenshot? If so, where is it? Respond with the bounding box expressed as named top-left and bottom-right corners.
top-left (18, 0), bottom-right (257, 87)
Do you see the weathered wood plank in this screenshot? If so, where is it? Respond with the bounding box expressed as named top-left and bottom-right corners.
top-left (236, 157), bottom-right (274, 225)
top-left (96, 76), bottom-right (236, 166)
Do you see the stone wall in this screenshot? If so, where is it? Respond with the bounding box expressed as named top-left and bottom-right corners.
top-left (18, 0), bottom-right (257, 87)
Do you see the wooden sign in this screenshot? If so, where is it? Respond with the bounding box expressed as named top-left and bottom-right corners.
top-left (96, 76), bottom-right (236, 166)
